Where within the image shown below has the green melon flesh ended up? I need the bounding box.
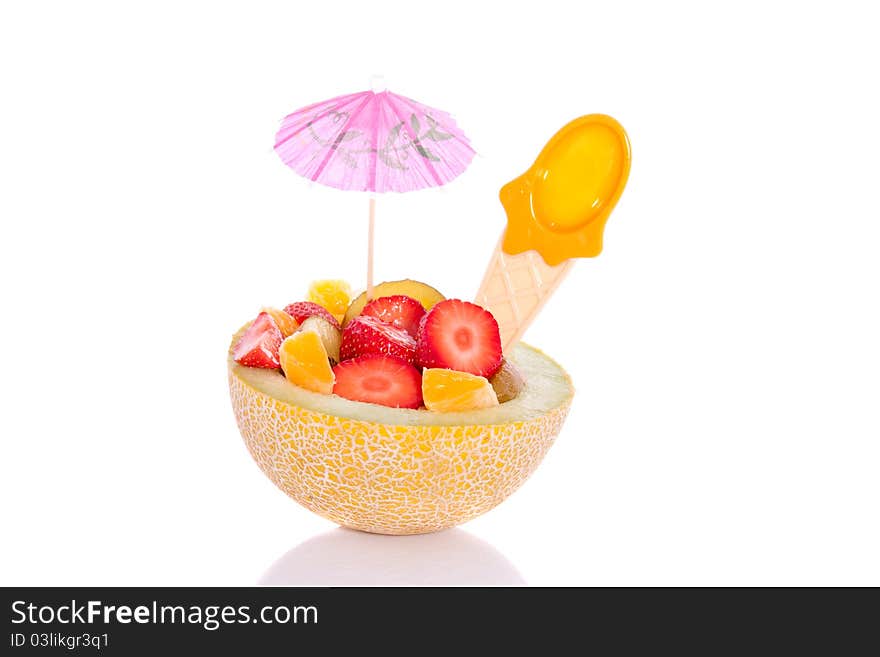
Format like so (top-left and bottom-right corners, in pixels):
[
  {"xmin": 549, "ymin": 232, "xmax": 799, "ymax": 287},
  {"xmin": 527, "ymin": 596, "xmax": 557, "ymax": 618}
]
[{"xmin": 229, "ymin": 335, "xmax": 573, "ymax": 428}]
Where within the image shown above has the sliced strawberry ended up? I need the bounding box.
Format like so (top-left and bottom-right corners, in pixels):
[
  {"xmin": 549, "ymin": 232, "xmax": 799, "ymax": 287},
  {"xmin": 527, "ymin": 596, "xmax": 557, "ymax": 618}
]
[
  {"xmin": 360, "ymin": 294, "xmax": 426, "ymax": 338},
  {"xmin": 333, "ymin": 354, "xmax": 423, "ymax": 408},
  {"xmin": 416, "ymin": 299, "xmax": 502, "ymax": 377},
  {"xmin": 233, "ymin": 312, "xmax": 283, "ymax": 369},
  {"xmin": 283, "ymin": 301, "xmax": 340, "ymax": 329},
  {"xmin": 340, "ymin": 315, "xmax": 417, "ymax": 363}
]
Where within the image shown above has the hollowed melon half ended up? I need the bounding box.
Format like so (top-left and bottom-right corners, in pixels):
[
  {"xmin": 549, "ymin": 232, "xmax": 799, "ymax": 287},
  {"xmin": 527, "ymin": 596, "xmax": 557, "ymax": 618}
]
[{"xmin": 228, "ymin": 328, "xmax": 574, "ymax": 535}]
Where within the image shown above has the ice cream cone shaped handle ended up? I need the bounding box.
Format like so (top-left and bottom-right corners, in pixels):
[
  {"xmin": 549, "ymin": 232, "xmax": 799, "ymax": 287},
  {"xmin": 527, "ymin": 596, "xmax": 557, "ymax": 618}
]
[
  {"xmin": 476, "ymin": 114, "xmax": 631, "ymax": 351},
  {"xmin": 476, "ymin": 243, "xmax": 574, "ymax": 350}
]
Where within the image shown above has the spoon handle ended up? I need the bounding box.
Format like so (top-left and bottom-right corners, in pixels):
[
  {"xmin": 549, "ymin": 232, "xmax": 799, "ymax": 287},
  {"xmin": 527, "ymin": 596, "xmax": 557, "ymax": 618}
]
[{"xmin": 475, "ymin": 235, "xmax": 574, "ymax": 352}]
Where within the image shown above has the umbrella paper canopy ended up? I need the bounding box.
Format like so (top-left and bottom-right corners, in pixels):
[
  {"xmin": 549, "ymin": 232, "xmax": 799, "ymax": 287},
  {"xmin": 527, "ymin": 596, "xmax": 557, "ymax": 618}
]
[{"xmin": 274, "ymin": 90, "xmax": 474, "ymax": 193}]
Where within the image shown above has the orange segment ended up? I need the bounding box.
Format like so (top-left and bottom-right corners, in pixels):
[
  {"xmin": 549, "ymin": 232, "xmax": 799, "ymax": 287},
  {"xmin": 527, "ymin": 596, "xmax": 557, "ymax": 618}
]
[
  {"xmin": 299, "ymin": 315, "xmax": 341, "ymax": 363},
  {"xmin": 262, "ymin": 306, "xmax": 299, "ymax": 337},
  {"xmin": 422, "ymin": 368, "xmax": 499, "ymax": 412},
  {"xmin": 307, "ymin": 280, "xmax": 352, "ymax": 324},
  {"xmin": 279, "ymin": 331, "xmax": 335, "ymax": 395}
]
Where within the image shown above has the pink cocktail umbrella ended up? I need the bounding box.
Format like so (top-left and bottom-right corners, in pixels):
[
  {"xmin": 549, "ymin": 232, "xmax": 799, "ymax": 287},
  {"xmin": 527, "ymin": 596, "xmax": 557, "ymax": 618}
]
[{"xmin": 274, "ymin": 81, "xmax": 474, "ymax": 297}]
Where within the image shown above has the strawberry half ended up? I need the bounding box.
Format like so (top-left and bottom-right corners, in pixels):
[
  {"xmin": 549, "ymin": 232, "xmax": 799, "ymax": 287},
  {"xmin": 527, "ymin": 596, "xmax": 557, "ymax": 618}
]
[
  {"xmin": 340, "ymin": 315, "xmax": 417, "ymax": 363},
  {"xmin": 360, "ymin": 294, "xmax": 426, "ymax": 338},
  {"xmin": 416, "ymin": 299, "xmax": 503, "ymax": 377},
  {"xmin": 283, "ymin": 301, "xmax": 340, "ymax": 329},
  {"xmin": 333, "ymin": 354, "xmax": 423, "ymax": 408},
  {"xmin": 233, "ymin": 311, "xmax": 283, "ymax": 369}
]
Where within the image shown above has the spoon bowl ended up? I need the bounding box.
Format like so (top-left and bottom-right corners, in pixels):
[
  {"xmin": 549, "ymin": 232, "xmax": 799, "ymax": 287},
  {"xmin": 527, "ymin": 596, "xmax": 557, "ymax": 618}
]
[{"xmin": 501, "ymin": 114, "xmax": 631, "ymax": 264}]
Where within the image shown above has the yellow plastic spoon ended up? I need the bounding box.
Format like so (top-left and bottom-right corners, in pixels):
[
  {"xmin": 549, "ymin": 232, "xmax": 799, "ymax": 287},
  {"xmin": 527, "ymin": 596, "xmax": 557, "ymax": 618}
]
[{"xmin": 475, "ymin": 114, "xmax": 631, "ymax": 350}]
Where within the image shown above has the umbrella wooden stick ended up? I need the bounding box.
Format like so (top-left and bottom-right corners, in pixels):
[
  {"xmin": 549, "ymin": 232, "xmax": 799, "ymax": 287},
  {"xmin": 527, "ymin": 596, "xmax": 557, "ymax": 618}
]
[
  {"xmin": 367, "ymin": 196, "xmax": 376, "ymax": 300},
  {"xmin": 366, "ymin": 75, "xmax": 383, "ymax": 302}
]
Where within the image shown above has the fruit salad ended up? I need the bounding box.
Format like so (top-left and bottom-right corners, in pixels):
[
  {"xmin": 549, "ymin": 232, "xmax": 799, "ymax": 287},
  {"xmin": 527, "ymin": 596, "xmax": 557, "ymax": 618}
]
[{"xmin": 232, "ymin": 279, "xmax": 524, "ymax": 412}]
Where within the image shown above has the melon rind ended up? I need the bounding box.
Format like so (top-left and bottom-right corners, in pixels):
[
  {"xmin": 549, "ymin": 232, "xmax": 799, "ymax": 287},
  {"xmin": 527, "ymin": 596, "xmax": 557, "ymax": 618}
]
[{"xmin": 228, "ymin": 329, "xmax": 574, "ymax": 535}]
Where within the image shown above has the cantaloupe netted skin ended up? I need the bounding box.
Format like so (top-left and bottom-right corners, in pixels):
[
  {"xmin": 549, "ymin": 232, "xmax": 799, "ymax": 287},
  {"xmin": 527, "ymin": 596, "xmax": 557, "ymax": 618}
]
[{"xmin": 228, "ymin": 336, "xmax": 573, "ymax": 535}]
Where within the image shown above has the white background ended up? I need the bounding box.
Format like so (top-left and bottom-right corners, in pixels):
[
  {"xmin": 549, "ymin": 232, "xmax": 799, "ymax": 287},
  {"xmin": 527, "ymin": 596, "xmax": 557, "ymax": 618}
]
[{"xmin": 1, "ymin": 1, "xmax": 878, "ymax": 586}]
